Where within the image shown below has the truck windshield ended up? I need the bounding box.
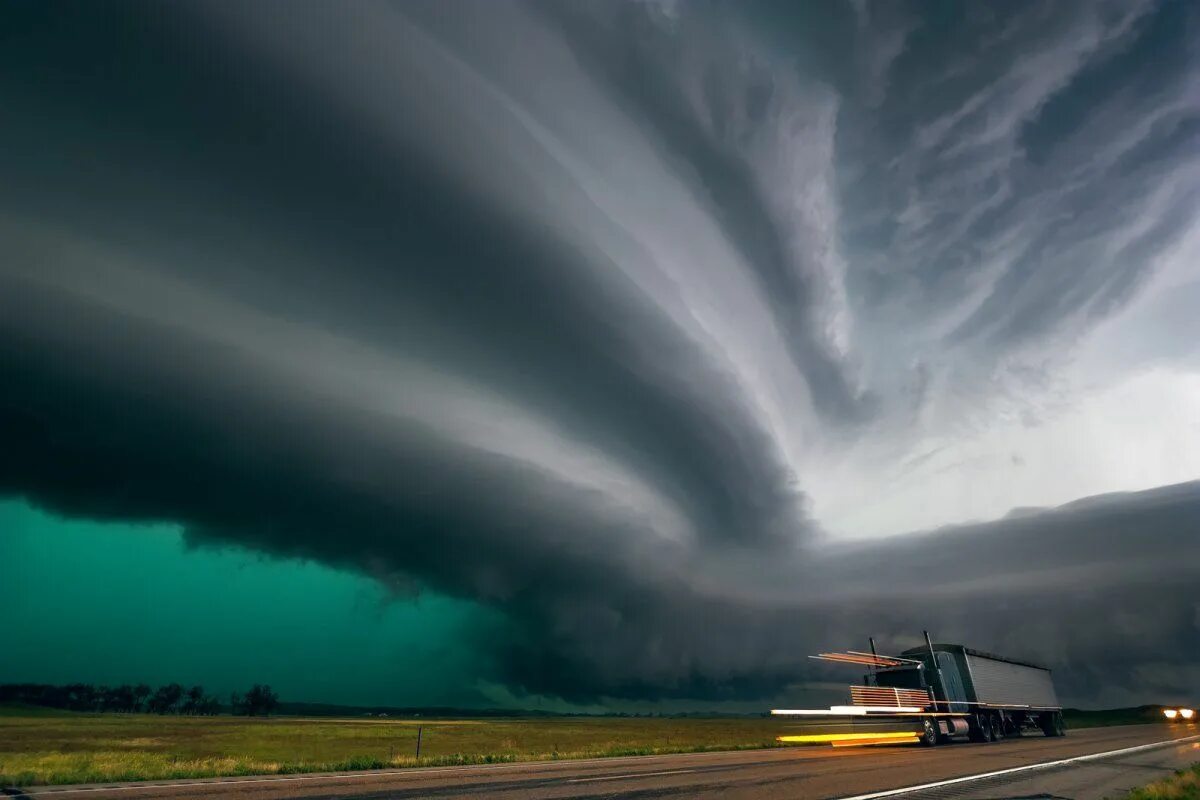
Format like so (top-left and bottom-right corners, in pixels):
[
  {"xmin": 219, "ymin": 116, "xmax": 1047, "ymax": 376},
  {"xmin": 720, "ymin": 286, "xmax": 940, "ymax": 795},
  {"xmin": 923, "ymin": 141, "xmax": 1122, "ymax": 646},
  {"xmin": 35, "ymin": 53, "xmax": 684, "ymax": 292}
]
[{"xmin": 872, "ymin": 667, "xmax": 925, "ymax": 690}]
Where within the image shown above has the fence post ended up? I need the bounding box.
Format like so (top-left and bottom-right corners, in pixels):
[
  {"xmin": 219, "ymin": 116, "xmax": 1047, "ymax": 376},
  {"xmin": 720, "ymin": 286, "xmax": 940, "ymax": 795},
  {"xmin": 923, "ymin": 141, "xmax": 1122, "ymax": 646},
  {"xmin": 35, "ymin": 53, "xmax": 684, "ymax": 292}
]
[{"xmin": 415, "ymin": 726, "xmax": 423, "ymax": 759}]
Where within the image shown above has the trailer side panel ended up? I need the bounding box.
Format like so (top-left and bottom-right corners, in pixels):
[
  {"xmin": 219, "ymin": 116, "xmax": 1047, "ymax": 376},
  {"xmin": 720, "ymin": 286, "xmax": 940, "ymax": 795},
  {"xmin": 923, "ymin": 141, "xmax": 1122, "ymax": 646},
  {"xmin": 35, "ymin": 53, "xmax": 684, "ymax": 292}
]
[{"xmin": 964, "ymin": 653, "xmax": 1058, "ymax": 707}]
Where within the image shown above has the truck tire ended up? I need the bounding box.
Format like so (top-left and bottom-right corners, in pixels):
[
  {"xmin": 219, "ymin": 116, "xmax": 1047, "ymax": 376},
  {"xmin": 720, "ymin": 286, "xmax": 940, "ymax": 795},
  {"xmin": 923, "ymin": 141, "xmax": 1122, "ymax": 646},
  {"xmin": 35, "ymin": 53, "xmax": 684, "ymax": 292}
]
[
  {"xmin": 987, "ymin": 714, "xmax": 1000, "ymax": 741},
  {"xmin": 919, "ymin": 717, "xmax": 939, "ymax": 747},
  {"xmin": 992, "ymin": 713, "xmax": 1004, "ymax": 741},
  {"xmin": 969, "ymin": 713, "xmax": 988, "ymax": 743},
  {"xmin": 1040, "ymin": 711, "xmax": 1065, "ymax": 737},
  {"xmin": 1009, "ymin": 714, "xmax": 1024, "ymax": 738},
  {"xmin": 977, "ymin": 714, "xmax": 996, "ymax": 742}
]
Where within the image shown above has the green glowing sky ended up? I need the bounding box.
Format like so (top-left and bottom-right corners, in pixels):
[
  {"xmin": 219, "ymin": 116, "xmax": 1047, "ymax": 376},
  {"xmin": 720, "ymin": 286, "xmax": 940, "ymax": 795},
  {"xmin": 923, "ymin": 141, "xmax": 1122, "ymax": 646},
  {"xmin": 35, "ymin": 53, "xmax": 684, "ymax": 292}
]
[{"xmin": 0, "ymin": 500, "xmax": 503, "ymax": 708}]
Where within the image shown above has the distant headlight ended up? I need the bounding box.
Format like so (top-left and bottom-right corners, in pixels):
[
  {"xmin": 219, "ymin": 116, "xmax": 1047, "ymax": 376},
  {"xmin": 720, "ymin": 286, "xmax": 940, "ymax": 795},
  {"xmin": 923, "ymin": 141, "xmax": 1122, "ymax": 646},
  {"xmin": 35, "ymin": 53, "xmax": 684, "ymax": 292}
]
[
  {"xmin": 1164, "ymin": 709, "xmax": 1179, "ymax": 719},
  {"xmin": 1181, "ymin": 708, "xmax": 1196, "ymax": 720}
]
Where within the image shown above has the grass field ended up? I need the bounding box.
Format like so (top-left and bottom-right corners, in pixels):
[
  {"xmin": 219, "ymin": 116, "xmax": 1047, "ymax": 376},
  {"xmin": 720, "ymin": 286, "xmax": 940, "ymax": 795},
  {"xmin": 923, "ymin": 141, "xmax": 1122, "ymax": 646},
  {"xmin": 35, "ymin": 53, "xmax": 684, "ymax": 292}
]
[
  {"xmin": 1063, "ymin": 705, "xmax": 1169, "ymax": 728},
  {"xmin": 0, "ymin": 707, "xmax": 786, "ymax": 786},
  {"xmin": 1126, "ymin": 763, "xmax": 1200, "ymax": 800},
  {"xmin": 0, "ymin": 704, "xmax": 1161, "ymax": 787}
]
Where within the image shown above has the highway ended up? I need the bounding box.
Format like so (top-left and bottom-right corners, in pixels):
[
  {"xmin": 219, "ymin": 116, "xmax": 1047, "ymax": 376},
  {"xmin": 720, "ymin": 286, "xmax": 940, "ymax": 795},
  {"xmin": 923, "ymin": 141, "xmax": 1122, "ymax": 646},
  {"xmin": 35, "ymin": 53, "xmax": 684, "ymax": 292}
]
[{"xmin": 10, "ymin": 724, "xmax": 1199, "ymax": 800}]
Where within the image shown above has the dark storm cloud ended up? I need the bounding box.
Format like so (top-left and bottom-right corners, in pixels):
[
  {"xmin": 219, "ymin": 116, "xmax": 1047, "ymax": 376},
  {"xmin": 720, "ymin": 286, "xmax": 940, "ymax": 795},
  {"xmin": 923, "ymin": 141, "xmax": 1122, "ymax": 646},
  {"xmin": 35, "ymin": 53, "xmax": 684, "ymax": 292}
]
[
  {"xmin": 835, "ymin": 0, "xmax": 1200, "ymax": 359},
  {"xmin": 2, "ymin": 0, "xmax": 1199, "ymax": 705},
  {"xmin": 535, "ymin": 1, "xmax": 875, "ymax": 422},
  {"xmin": 0, "ymin": 0, "xmax": 807, "ymax": 551}
]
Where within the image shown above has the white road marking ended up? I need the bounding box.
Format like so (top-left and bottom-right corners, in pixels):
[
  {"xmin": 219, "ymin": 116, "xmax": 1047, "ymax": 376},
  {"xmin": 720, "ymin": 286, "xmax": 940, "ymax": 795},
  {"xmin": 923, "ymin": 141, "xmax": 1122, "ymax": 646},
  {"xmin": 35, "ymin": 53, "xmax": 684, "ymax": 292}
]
[
  {"xmin": 834, "ymin": 734, "xmax": 1200, "ymax": 800},
  {"xmin": 565, "ymin": 768, "xmax": 697, "ymax": 783}
]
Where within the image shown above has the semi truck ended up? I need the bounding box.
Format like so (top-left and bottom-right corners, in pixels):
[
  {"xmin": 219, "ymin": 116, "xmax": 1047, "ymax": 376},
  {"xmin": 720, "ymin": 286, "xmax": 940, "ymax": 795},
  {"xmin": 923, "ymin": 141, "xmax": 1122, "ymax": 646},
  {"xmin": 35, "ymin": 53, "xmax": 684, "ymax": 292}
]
[{"xmin": 772, "ymin": 632, "xmax": 1066, "ymax": 747}]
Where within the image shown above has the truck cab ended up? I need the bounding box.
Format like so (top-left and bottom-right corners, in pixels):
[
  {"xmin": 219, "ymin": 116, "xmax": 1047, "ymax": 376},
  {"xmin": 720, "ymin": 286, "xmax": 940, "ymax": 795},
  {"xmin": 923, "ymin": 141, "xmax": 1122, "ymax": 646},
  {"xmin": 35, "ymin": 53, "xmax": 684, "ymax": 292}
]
[{"xmin": 872, "ymin": 650, "xmax": 970, "ymax": 712}]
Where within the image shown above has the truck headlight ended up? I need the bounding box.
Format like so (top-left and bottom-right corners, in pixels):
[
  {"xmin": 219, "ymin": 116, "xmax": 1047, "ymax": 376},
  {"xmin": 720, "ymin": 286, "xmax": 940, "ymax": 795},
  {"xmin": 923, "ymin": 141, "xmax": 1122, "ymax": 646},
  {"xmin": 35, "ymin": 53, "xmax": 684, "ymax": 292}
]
[
  {"xmin": 1181, "ymin": 708, "xmax": 1195, "ymax": 720},
  {"xmin": 1164, "ymin": 709, "xmax": 1178, "ymax": 719}
]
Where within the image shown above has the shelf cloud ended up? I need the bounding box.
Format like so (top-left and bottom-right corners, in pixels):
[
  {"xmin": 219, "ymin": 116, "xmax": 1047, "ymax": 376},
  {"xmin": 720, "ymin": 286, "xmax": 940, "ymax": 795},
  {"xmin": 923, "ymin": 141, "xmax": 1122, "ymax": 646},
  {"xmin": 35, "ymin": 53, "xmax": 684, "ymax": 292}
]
[{"xmin": 2, "ymin": 0, "xmax": 1198, "ymax": 705}]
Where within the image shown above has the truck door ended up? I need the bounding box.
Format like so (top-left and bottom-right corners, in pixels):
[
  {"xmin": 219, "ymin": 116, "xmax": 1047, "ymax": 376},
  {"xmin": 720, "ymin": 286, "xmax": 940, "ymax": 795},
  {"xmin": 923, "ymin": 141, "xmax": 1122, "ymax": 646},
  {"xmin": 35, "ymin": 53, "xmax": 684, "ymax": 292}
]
[{"xmin": 936, "ymin": 652, "xmax": 969, "ymax": 712}]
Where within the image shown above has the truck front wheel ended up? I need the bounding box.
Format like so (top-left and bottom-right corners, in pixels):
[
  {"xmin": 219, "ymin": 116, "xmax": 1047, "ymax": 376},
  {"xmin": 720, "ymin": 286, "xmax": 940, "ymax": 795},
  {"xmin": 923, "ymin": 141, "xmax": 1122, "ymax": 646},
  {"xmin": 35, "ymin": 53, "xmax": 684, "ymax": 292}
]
[{"xmin": 920, "ymin": 717, "xmax": 939, "ymax": 747}]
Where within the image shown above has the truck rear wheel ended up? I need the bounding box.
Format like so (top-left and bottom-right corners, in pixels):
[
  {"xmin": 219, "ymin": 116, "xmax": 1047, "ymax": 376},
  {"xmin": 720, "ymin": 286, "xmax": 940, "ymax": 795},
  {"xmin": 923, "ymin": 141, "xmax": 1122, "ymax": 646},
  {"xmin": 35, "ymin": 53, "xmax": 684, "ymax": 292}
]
[
  {"xmin": 974, "ymin": 714, "xmax": 997, "ymax": 742},
  {"xmin": 969, "ymin": 713, "xmax": 988, "ymax": 743},
  {"xmin": 1040, "ymin": 711, "xmax": 1065, "ymax": 737},
  {"xmin": 987, "ymin": 714, "xmax": 1000, "ymax": 741},
  {"xmin": 1009, "ymin": 714, "xmax": 1024, "ymax": 738}
]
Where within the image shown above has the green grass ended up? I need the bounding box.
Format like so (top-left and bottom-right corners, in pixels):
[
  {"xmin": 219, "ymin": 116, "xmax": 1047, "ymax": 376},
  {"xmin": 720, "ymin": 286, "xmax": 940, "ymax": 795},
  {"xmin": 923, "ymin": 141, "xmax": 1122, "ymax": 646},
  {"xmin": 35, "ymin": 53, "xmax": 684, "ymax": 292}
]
[
  {"xmin": 0, "ymin": 705, "xmax": 1166, "ymax": 787},
  {"xmin": 1126, "ymin": 763, "xmax": 1200, "ymax": 800},
  {"xmin": 1063, "ymin": 705, "xmax": 1169, "ymax": 729},
  {"xmin": 0, "ymin": 710, "xmax": 787, "ymax": 786}
]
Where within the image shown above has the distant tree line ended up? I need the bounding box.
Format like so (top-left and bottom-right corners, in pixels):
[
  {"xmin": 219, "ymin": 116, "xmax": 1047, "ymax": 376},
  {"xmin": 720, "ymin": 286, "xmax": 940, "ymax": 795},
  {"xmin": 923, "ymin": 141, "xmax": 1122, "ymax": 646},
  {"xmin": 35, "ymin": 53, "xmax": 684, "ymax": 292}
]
[
  {"xmin": 0, "ymin": 682, "xmax": 277, "ymax": 716},
  {"xmin": 229, "ymin": 684, "xmax": 279, "ymax": 716}
]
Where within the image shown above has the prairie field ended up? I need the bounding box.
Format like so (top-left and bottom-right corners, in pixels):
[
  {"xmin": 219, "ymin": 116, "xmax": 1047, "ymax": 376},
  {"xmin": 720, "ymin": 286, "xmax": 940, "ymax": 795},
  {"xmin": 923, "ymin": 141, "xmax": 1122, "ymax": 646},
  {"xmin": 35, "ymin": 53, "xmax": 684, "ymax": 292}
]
[
  {"xmin": 0, "ymin": 708, "xmax": 784, "ymax": 786},
  {"xmin": 0, "ymin": 705, "xmax": 1153, "ymax": 786}
]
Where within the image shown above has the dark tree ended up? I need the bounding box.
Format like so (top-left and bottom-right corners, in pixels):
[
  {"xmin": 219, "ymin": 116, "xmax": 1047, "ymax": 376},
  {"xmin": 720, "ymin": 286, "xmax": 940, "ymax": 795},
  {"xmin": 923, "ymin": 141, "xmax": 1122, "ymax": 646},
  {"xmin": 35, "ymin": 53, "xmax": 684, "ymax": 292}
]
[
  {"xmin": 104, "ymin": 685, "xmax": 136, "ymax": 712},
  {"xmin": 147, "ymin": 683, "xmax": 184, "ymax": 714},
  {"xmin": 132, "ymin": 684, "xmax": 152, "ymax": 713},
  {"xmin": 235, "ymin": 684, "xmax": 279, "ymax": 717},
  {"xmin": 64, "ymin": 683, "xmax": 97, "ymax": 711},
  {"xmin": 181, "ymin": 685, "xmax": 205, "ymax": 715},
  {"xmin": 199, "ymin": 695, "xmax": 222, "ymax": 715}
]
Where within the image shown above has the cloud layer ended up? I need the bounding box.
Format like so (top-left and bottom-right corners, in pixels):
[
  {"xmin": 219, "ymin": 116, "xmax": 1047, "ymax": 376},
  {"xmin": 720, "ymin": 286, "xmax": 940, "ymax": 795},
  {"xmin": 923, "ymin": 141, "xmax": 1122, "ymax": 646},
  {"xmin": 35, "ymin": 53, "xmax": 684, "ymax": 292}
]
[{"xmin": 1, "ymin": 0, "xmax": 1198, "ymax": 705}]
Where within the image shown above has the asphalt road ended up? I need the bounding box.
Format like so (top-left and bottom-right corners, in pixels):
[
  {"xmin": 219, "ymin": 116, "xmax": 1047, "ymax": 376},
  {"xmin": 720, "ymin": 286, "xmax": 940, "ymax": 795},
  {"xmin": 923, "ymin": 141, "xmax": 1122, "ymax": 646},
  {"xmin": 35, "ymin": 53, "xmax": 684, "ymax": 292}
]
[
  {"xmin": 949, "ymin": 732, "xmax": 1200, "ymax": 800},
  {"xmin": 9, "ymin": 724, "xmax": 1199, "ymax": 800}
]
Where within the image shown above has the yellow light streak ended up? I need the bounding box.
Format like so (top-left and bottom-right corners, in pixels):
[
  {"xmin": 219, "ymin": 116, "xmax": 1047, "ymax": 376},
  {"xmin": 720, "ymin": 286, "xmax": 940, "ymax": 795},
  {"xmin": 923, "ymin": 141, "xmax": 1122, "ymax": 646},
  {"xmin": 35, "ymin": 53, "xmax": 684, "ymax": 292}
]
[{"xmin": 777, "ymin": 731, "xmax": 920, "ymax": 746}]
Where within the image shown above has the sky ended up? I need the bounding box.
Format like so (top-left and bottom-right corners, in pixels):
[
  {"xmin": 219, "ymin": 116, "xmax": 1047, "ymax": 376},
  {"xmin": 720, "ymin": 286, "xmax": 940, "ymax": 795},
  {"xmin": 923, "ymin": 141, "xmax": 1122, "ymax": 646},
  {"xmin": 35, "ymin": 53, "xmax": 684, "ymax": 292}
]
[{"xmin": 1, "ymin": 0, "xmax": 1198, "ymax": 710}]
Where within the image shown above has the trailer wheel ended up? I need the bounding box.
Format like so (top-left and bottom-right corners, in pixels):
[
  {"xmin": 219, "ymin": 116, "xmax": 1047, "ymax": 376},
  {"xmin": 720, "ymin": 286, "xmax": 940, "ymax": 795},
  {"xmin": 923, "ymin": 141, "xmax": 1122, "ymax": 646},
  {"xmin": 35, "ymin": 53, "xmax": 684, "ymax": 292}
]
[
  {"xmin": 1040, "ymin": 711, "xmax": 1065, "ymax": 737},
  {"xmin": 1009, "ymin": 716, "xmax": 1023, "ymax": 738},
  {"xmin": 919, "ymin": 718, "xmax": 939, "ymax": 747}
]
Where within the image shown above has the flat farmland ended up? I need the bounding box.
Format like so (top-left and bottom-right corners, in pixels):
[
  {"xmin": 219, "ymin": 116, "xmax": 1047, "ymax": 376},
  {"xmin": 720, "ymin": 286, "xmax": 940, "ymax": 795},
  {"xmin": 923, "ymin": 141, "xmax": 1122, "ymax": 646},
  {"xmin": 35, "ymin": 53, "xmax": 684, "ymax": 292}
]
[
  {"xmin": 0, "ymin": 705, "xmax": 1158, "ymax": 786},
  {"xmin": 0, "ymin": 708, "xmax": 785, "ymax": 786}
]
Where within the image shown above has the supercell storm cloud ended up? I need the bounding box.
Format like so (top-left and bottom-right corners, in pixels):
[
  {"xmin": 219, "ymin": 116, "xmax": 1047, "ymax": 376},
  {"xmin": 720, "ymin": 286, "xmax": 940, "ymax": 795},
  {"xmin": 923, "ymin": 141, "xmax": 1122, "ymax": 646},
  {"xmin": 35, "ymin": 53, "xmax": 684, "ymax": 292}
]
[{"xmin": 2, "ymin": 0, "xmax": 1199, "ymax": 705}]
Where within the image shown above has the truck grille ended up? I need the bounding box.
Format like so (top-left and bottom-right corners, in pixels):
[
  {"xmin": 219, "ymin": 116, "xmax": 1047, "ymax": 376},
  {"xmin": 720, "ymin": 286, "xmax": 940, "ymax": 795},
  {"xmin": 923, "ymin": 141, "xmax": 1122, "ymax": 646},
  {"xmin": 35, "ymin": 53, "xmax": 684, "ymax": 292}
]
[{"xmin": 850, "ymin": 685, "xmax": 932, "ymax": 708}]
